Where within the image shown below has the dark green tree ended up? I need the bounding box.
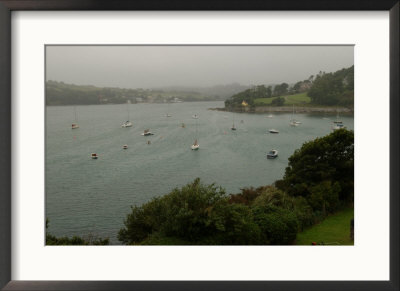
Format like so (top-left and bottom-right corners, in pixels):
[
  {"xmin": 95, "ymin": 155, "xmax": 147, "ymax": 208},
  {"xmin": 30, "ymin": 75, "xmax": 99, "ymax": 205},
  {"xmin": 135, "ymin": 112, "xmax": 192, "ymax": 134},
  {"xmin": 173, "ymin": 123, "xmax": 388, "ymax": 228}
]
[
  {"xmin": 271, "ymin": 96, "xmax": 285, "ymax": 106},
  {"xmin": 276, "ymin": 129, "xmax": 354, "ymax": 204}
]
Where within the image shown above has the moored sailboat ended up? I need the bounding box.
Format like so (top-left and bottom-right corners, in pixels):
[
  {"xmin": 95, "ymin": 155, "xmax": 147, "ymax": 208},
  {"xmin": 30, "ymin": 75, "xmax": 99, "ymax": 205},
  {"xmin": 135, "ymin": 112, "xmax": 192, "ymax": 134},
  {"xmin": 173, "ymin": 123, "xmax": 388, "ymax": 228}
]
[
  {"xmin": 290, "ymin": 105, "xmax": 300, "ymax": 126},
  {"xmin": 141, "ymin": 129, "xmax": 154, "ymax": 136},
  {"xmin": 121, "ymin": 102, "xmax": 133, "ymax": 127},
  {"xmin": 71, "ymin": 106, "xmax": 79, "ymax": 129},
  {"xmin": 191, "ymin": 118, "xmax": 199, "ymax": 150}
]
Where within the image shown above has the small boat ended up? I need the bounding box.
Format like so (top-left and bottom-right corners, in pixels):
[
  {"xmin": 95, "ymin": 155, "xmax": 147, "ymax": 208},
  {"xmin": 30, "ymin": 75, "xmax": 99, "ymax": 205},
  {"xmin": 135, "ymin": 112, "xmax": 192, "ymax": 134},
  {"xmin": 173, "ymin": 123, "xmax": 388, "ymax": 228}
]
[
  {"xmin": 71, "ymin": 106, "xmax": 79, "ymax": 129},
  {"xmin": 191, "ymin": 139, "xmax": 199, "ymax": 150},
  {"xmin": 192, "ymin": 114, "xmax": 199, "ymax": 119},
  {"xmin": 91, "ymin": 153, "xmax": 98, "ymax": 159},
  {"xmin": 122, "ymin": 145, "xmax": 128, "ymax": 149},
  {"xmin": 290, "ymin": 105, "xmax": 300, "ymax": 126},
  {"xmin": 332, "ymin": 111, "xmax": 345, "ymax": 130},
  {"xmin": 267, "ymin": 149, "xmax": 278, "ymax": 159},
  {"xmin": 147, "ymin": 140, "xmax": 151, "ymax": 145},
  {"xmin": 121, "ymin": 102, "xmax": 133, "ymax": 127},
  {"xmin": 332, "ymin": 121, "xmax": 345, "ymax": 130},
  {"xmin": 267, "ymin": 114, "xmax": 273, "ymax": 118},
  {"xmin": 269, "ymin": 129, "xmax": 279, "ymax": 134},
  {"xmin": 121, "ymin": 121, "xmax": 132, "ymax": 128},
  {"xmin": 231, "ymin": 124, "xmax": 237, "ymax": 130},
  {"xmin": 165, "ymin": 102, "xmax": 172, "ymax": 117},
  {"xmin": 141, "ymin": 129, "xmax": 154, "ymax": 136},
  {"xmin": 181, "ymin": 123, "xmax": 186, "ymax": 128},
  {"xmin": 191, "ymin": 119, "xmax": 199, "ymax": 150}
]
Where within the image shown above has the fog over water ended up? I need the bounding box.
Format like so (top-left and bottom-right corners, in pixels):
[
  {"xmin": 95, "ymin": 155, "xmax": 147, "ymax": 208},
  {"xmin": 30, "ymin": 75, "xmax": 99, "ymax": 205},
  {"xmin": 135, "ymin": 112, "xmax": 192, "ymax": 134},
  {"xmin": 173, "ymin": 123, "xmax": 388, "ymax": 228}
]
[{"xmin": 46, "ymin": 46, "xmax": 354, "ymax": 88}]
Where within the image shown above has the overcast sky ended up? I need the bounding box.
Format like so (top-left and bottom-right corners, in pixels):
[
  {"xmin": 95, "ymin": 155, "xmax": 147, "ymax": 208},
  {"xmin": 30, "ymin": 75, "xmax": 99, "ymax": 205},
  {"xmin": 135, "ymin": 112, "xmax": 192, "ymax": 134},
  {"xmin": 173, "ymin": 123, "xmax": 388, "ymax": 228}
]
[{"xmin": 46, "ymin": 46, "xmax": 353, "ymax": 88}]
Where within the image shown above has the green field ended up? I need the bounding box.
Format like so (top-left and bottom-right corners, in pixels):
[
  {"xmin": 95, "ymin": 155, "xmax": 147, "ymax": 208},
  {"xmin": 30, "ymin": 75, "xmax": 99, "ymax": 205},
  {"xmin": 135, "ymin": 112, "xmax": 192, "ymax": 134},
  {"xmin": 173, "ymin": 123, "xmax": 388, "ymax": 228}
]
[
  {"xmin": 254, "ymin": 92, "xmax": 311, "ymax": 106},
  {"xmin": 295, "ymin": 207, "xmax": 354, "ymax": 245},
  {"xmin": 284, "ymin": 92, "xmax": 311, "ymax": 105}
]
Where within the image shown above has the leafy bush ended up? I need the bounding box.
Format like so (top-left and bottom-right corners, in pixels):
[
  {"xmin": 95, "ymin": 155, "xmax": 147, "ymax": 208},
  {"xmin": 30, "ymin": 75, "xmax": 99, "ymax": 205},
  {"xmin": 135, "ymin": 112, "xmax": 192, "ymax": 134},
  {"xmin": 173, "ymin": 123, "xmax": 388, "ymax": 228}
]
[
  {"xmin": 228, "ymin": 186, "xmax": 268, "ymax": 205},
  {"xmin": 271, "ymin": 96, "xmax": 285, "ymax": 106},
  {"xmin": 252, "ymin": 205, "xmax": 298, "ymax": 245}
]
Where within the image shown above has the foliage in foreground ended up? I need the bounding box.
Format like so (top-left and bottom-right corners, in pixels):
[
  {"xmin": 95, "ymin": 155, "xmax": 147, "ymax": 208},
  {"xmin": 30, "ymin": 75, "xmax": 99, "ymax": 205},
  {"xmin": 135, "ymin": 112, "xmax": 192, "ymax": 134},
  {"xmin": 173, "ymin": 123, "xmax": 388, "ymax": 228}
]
[
  {"xmin": 119, "ymin": 129, "xmax": 354, "ymax": 245},
  {"xmin": 46, "ymin": 219, "xmax": 109, "ymax": 245},
  {"xmin": 118, "ymin": 179, "xmax": 298, "ymax": 245},
  {"xmin": 276, "ymin": 128, "xmax": 354, "ymax": 215}
]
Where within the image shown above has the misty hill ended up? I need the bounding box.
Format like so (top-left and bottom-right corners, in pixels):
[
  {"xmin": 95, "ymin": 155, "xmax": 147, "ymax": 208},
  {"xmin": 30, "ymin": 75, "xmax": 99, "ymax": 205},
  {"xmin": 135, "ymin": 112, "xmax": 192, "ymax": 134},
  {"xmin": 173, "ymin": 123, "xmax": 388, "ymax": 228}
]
[
  {"xmin": 224, "ymin": 66, "xmax": 354, "ymax": 109},
  {"xmin": 46, "ymin": 81, "xmax": 225, "ymax": 106},
  {"xmin": 153, "ymin": 83, "xmax": 251, "ymax": 100}
]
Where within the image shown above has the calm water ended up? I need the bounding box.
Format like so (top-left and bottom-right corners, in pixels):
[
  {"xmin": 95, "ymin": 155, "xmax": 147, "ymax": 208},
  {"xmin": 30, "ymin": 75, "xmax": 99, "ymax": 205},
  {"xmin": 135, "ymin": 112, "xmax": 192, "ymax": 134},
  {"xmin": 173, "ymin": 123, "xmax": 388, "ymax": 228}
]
[{"xmin": 46, "ymin": 101, "xmax": 354, "ymax": 243}]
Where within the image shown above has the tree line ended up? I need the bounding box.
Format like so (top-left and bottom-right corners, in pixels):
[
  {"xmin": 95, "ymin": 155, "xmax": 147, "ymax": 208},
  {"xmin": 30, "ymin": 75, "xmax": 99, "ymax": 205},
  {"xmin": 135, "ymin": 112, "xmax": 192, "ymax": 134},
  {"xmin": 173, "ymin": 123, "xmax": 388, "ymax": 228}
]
[
  {"xmin": 224, "ymin": 66, "xmax": 354, "ymax": 108},
  {"xmin": 45, "ymin": 80, "xmax": 219, "ymax": 106}
]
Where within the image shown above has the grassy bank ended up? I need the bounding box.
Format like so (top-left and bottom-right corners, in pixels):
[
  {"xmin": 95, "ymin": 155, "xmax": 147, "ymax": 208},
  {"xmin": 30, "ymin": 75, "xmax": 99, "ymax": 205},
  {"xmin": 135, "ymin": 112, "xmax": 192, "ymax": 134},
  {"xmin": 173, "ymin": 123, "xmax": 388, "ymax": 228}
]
[
  {"xmin": 254, "ymin": 92, "xmax": 311, "ymax": 106},
  {"xmin": 295, "ymin": 207, "xmax": 354, "ymax": 245}
]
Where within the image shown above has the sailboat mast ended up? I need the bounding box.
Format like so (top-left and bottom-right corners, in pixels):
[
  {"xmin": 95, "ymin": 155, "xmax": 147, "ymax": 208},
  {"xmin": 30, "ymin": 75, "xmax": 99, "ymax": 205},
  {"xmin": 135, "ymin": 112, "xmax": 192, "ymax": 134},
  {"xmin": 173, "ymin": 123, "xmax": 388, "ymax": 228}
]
[
  {"xmin": 74, "ymin": 106, "xmax": 77, "ymax": 122},
  {"xmin": 127, "ymin": 102, "xmax": 130, "ymax": 120},
  {"xmin": 290, "ymin": 104, "xmax": 296, "ymax": 122}
]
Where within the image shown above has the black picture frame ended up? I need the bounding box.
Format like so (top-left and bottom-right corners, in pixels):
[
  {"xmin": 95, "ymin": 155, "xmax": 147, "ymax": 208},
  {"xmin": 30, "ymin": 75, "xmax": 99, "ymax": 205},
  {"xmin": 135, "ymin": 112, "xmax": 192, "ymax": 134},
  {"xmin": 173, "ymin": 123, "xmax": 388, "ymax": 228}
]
[{"xmin": 0, "ymin": 1, "xmax": 398, "ymax": 290}]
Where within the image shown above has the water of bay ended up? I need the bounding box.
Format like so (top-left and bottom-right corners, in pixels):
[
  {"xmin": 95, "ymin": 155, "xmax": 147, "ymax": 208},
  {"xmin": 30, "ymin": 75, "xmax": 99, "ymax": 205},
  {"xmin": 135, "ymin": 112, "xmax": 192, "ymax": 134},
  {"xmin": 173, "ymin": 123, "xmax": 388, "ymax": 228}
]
[{"xmin": 46, "ymin": 101, "xmax": 354, "ymax": 244}]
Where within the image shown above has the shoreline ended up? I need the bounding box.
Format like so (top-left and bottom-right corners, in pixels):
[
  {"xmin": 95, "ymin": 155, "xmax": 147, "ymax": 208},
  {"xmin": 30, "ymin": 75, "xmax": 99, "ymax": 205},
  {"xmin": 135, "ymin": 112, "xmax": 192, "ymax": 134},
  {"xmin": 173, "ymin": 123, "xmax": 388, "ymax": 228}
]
[{"xmin": 209, "ymin": 106, "xmax": 353, "ymax": 114}]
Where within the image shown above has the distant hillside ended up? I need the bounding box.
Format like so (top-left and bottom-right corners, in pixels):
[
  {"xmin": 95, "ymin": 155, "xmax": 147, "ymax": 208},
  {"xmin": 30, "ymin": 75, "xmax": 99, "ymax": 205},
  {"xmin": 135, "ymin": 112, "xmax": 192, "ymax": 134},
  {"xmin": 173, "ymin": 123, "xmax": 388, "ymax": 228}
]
[
  {"xmin": 46, "ymin": 81, "xmax": 222, "ymax": 106},
  {"xmin": 224, "ymin": 66, "xmax": 354, "ymax": 109},
  {"xmin": 153, "ymin": 83, "xmax": 251, "ymax": 100}
]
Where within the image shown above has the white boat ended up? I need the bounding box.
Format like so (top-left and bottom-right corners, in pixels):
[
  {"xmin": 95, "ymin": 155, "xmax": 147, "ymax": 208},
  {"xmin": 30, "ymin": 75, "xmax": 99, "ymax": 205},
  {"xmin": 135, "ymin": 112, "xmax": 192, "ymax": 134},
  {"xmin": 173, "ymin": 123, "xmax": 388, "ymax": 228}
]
[
  {"xmin": 121, "ymin": 102, "xmax": 133, "ymax": 127},
  {"xmin": 141, "ymin": 129, "xmax": 154, "ymax": 136},
  {"xmin": 332, "ymin": 111, "xmax": 346, "ymax": 130},
  {"xmin": 267, "ymin": 149, "xmax": 278, "ymax": 159},
  {"xmin": 191, "ymin": 119, "xmax": 199, "ymax": 150},
  {"xmin": 290, "ymin": 105, "xmax": 300, "ymax": 126},
  {"xmin": 122, "ymin": 121, "xmax": 132, "ymax": 128},
  {"xmin": 269, "ymin": 129, "xmax": 279, "ymax": 134},
  {"xmin": 267, "ymin": 107, "xmax": 273, "ymax": 118},
  {"xmin": 191, "ymin": 139, "xmax": 200, "ymax": 150},
  {"xmin": 122, "ymin": 145, "xmax": 128, "ymax": 149},
  {"xmin": 71, "ymin": 106, "xmax": 79, "ymax": 129},
  {"xmin": 192, "ymin": 114, "xmax": 199, "ymax": 119},
  {"xmin": 166, "ymin": 102, "xmax": 172, "ymax": 117},
  {"xmin": 332, "ymin": 121, "xmax": 345, "ymax": 130},
  {"xmin": 91, "ymin": 153, "xmax": 98, "ymax": 159}
]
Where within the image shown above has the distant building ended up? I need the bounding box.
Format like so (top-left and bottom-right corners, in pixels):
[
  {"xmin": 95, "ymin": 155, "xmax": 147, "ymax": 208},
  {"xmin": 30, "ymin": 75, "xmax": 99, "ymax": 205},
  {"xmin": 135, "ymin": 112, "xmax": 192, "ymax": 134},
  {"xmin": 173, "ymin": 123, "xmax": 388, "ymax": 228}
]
[
  {"xmin": 136, "ymin": 97, "xmax": 143, "ymax": 102},
  {"xmin": 242, "ymin": 100, "xmax": 248, "ymax": 106}
]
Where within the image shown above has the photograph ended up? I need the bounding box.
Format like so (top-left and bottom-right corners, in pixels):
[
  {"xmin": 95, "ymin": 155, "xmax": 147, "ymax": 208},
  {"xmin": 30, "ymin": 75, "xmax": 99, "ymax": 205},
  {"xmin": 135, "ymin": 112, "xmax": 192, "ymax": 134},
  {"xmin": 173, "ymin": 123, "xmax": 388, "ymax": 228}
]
[{"xmin": 45, "ymin": 45, "xmax": 354, "ymax": 246}]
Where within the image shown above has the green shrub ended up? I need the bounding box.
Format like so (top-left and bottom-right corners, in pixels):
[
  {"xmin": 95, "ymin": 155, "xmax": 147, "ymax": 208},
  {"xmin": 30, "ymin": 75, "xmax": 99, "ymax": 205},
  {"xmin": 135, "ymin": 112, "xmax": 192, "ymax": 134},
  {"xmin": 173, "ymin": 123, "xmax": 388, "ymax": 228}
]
[{"xmin": 252, "ymin": 205, "xmax": 298, "ymax": 245}]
